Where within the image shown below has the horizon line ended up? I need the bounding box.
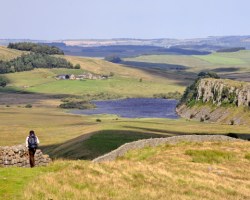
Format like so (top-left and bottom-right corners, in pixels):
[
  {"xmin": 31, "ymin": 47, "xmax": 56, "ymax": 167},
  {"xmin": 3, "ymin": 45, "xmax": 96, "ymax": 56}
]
[{"xmin": 1, "ymin": 34, "xmax": 250, "ymax": 42}]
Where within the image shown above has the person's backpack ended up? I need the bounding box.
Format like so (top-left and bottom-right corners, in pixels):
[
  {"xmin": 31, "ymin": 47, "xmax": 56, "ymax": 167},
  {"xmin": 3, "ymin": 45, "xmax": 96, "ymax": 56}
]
[{"xmin": 28, "ymin": 135, "xmax": 38, "ymax": 148}]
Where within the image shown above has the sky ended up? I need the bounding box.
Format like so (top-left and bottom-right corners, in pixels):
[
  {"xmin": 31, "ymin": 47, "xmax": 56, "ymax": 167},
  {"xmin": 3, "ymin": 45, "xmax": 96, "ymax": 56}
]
[{"xmin": 1, "ymin": 0, "xmax": 250, "ymax": 40}]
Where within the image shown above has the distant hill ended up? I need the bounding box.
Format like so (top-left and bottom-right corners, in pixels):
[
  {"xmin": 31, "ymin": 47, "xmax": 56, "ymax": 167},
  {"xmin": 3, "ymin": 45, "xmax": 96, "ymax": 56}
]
[
  {"xmin": 1, "ymin": 35, "xmax": 250, "ymax": 57},
  {"xmin": 216, "ymin": 47, "xmax": 246, "ymax": 53},
  {"xmin": 61, "ymin": 45, "xmax": 211, "ymax": 58}
]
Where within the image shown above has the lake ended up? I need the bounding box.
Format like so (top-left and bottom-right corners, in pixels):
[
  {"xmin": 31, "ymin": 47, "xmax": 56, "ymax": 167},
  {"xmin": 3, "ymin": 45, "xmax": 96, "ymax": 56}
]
[{"xmin": 70, "ymin": 98, "xmax": 179, "ymax": 119}]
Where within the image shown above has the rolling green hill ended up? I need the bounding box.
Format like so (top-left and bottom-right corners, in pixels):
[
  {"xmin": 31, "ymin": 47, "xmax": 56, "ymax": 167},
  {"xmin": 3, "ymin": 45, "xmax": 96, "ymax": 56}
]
[
  {"xmin": 124, "ymin": 51, "xmax": 250, "ymax": 82},
  {"xmin": 0, "ymin": 46, "xmax": 184, "ymax": 96}
]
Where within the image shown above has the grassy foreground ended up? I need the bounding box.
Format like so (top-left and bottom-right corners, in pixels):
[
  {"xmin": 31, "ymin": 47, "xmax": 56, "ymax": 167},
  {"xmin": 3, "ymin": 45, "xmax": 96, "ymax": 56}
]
[{"xmin": 1, "ymin": 141, "xmax": 249, "ymax": 200}]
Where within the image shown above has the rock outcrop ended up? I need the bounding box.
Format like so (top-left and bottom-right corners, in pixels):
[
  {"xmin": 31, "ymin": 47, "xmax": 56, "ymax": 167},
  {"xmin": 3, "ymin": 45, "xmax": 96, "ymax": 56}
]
[
  {"xmin": 177, "ymin": 78, "xmax": 250, "ymax": 124},
  {"xmin": 0, "ymin": 145, "xmax": 51, "ymax": 167},
  {"xmin": 196, "ymin": 78, "xmax": 250, "ymax": 107}
]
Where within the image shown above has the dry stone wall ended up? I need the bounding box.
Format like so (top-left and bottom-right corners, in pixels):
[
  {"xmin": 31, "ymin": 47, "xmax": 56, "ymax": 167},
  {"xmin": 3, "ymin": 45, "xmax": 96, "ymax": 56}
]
[
  {"xmin": 93, "ymin": 135, "xmax": 241, "ymax": 162},
  {"xmin": 0, "ymin": 145, "xmax": 51, "ymax": 167}
]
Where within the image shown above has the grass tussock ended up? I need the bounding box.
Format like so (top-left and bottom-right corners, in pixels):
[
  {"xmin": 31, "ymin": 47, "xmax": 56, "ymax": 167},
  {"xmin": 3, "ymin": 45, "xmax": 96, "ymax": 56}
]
[
  {"xmin": 185, "ymin": 149, "xmax": 235, "ymax": 163},
  {"xmin": 121, "ymin": 146, "xmax": 160, "ymax": 161},
  {"xmin": 20, "ymin": 141, "xmax": 250, "ymax": 200},
  {"xmin": 245, "ymin": 153, "xmax": 250, "ymax": 161}
]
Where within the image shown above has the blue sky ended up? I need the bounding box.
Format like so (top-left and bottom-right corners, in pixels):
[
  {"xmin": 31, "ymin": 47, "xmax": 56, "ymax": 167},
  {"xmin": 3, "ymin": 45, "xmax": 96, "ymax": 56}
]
[{"xmin": 1, "ymin": 0, "xmax": 250, "ymax": 40}]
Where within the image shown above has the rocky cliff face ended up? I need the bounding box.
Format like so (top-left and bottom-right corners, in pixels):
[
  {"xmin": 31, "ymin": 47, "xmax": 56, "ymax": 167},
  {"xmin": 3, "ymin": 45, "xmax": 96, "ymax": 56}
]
[
  {"xmin": 177, "ymin": 78, "xmax": 250, "ymax": 125},
  {"xmin": 196, "ymin": 78, "xmax": 250, "ymax": 107}
]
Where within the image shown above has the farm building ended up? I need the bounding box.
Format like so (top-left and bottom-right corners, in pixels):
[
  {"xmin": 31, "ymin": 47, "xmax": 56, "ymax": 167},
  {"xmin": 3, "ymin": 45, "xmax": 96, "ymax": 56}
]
[
  {"xmin": 55, "ymin": 73, "xmax": 109, "ymax": 80},
  {"xmin": 55, "ymin": 74, "xmax": 70, "ymax": 80}
]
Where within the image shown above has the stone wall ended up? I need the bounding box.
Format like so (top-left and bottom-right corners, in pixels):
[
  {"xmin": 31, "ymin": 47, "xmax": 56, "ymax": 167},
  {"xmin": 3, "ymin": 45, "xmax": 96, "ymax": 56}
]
[
  {"xmin": 0, "ymin": 145, "xmax": 51, "ymax": 168},
  {"xmin": 93, "ymin": 135, "xmax": 241, "ymax": 162}
]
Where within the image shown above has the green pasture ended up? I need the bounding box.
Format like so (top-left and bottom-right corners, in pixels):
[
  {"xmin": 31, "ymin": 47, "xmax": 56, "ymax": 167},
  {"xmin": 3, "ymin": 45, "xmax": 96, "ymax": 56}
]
[
  {"xmin": 0, "ymin": 167, "xmax": 48, "ymax": 199},
  {"xmin": 125, "ymin": 51, "xmax": 250, "ymax": 70},
  {"xmin": 2, "ymin": 68, "xmax": 184, "ymax": 97},
  {"xmin": 195, "ymin": 53, "xmax": 246, "ymax": 65},
  {"xmin": 124, "ymin": 51, "xmax": 250, "ymax": 82},
  {"xmin": 0, "ymin": 162, "xmax": 69, "ymax": 200},
  {"xmin": 125, "ymin": 54, "xmax": 211, "ymax": 69}
]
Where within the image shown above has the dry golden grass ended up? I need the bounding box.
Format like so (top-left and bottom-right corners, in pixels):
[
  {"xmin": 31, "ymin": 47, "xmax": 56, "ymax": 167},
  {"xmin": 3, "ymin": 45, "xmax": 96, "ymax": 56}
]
[
  {"xmin": 23, "ymin": 141, "xmax": 250, "ymax": 200},
  {"xmin": 0, "ymin": 106, "xmax": 100, "ymax": 146},
  {"xmin": 1, "ymin": 104, "xmax": 250, "ymax": 147},
  {"xmin": 0, "ymin": 46, "xmax": 25, "ymax": 61}
]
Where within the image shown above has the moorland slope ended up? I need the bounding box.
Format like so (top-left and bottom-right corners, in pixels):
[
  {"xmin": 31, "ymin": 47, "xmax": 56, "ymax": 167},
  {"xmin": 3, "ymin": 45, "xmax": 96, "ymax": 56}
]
[{"xmin": 1, "ymin": 137, "xmax": 249, "ymax": 200}]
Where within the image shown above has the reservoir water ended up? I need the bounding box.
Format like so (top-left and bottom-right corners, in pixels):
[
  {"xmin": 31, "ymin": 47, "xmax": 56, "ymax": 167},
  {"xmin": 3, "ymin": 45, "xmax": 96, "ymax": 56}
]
[{"xmin": 70, "ymin": 98, "xmax": 179, "ymax": 119}]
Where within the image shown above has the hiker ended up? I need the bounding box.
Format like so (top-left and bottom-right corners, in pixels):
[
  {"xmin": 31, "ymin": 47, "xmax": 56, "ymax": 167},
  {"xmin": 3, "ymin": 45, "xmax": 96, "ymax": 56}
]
[{"xmin": 25, "ymin": 130, "xmax": 40, "ymax": 168}]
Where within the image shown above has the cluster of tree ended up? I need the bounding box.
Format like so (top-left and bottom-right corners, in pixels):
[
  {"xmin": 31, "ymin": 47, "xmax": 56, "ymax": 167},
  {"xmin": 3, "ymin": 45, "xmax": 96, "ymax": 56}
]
[
  {"xmin": 216, "ymin": 47, "xmax": 245, "ymax": 53},
  {"xmin": 179, "ymin": 72, "xmax": 220, "ymax": 105},
  {"xmin": 197, "ymin": 71, "xmax": 220, "ymax": 79},
  {"xmin": 8, "ymin": 42, "xmax": 64, "ymax": 55},
  {"xmin": 104, "ymin": 55, "xmax": 122, "ymax": 63},
  {"xmin": 59, "ymin": 100, "xmax": 96, "ymax": 109},
  {"xmin": 0, "ymin": 76, "xmax": 8, "ymax": 87},
  {"xmin": 153, "ymin": 91, "xmax": 182, "ymax": 100},
  {"xmin": 0, "ymin": 53, "xmax": 73, "ymax": 74}
]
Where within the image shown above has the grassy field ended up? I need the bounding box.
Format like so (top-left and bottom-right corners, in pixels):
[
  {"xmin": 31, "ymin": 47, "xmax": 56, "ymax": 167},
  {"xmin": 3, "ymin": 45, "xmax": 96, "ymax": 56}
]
[
  {"xmin": 0, "ymin": 44, "xmax": 185, "ymax": 96},
  {"xmin": 2, "ymin": 68, "xmax": 183, "ymax": 97},
  {"xmin": 124, "ymin": 51, "xmax": 250, "ymax": 82},
  {"xmin": 195, "ymin": 50, "xmax": 250, "ymax": 65},
  {"xmin": 1, "ymin": 141, "xmax": 249, "ymax": 199},
  {"xmin": 125, "ymin": 50, "xmax": 250, "ymax": 69},
  {"xmin": 195, "ymin": 54, "xmax": 246, "ymax": 65}
]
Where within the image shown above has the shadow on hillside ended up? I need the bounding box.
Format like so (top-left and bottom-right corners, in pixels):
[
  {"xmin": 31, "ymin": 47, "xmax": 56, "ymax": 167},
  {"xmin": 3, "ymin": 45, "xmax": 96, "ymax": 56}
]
[
  {"xmin": 124, "ymin": 126, "xmax": 250, "ymax": 140},
  {"xmin": 0, "ymin": 90, "xmax": 56, "ymax": 106},
  {"xmin": 222, "ymin": 72, "xmax": 250, "ymax": 82},
  {"xmin": 121, "ymin": 61, "xmax": 196, "ymax": 86},
  {"xmin": 210, "ymin": 67, "xmax": 240, "ymax": 73},
  {"xmin": 40, "ymin": 130, "xmax": 167, "ymax": 161},
  {"xmin": 227, "ymin": 133, "xmax": 250, "ymax": 141},
  {"xmin": 122, "ymin": 61, "xmax": 189, "ymax": 71},
  {"xmin": 0, "ymin": 86, "xmax": 83, "ymax": 106},
  {"xmin": 123, "ymin": 125, "xmax": 191, "ymax": 135},
  {"xmin": 0, "ymin": 87, "xmax": 47, "ymax": 105},
  {"xmin": 40, "ymin": 129, "xmax": 250, "ymax": 161}
]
